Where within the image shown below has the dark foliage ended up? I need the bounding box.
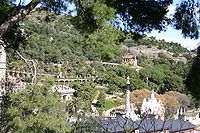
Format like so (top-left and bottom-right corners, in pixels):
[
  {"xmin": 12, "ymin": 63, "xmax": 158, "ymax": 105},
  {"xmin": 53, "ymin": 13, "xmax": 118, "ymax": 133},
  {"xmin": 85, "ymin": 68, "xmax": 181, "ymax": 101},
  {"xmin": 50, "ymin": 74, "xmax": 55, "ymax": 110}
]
[
  {"xmin": 173, "ymin": 0, "xmax": 200, "ymax": 39},
  {"xmin": 109, "ymin": 0, "xmax": 172, "ymax": 33},
  {"xmin": 186, "ymin": 46, "xmax": 200, "ymax": 99}
]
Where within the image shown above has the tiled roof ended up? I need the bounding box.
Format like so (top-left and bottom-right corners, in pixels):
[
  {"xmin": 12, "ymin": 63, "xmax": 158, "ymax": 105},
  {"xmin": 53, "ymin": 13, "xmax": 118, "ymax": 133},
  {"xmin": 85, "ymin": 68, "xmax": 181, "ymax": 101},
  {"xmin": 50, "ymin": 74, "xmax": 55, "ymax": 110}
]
[
  {"xmin": 100, "ymin": 116, "xmax": 195, "ymax": 133},
  {"xmin": 165, "ymin": 119, "xmax": 195, "ymax": 132}
]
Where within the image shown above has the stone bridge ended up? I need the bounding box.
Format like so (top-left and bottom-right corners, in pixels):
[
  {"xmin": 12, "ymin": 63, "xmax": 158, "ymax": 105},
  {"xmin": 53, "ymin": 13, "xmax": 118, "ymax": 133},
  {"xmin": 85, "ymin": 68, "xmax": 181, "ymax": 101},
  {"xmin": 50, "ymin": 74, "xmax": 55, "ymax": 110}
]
[{"xmin": 6, "ymin": 70, "xmax": 96, "ymax": 84}]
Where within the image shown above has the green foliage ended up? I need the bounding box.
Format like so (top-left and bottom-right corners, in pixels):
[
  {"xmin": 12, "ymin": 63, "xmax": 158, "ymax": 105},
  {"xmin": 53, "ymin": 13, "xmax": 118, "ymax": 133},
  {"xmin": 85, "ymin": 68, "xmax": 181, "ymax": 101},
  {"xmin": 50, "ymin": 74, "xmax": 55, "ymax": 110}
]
[
  {"xmin": 37, "ymin": 76, "xmax": 56, "ymax": 86},
  {"xmin": 137, "ymin": 54, "xmax": 147, "ymax": 66},
  {"xmin": 164, "ymin": 75, "xmax": 184, "ymax": 92},
  {"xmin": 109, "ymin": 0, "xmax": 172, "ymax": 33},
  {"xmin": 1, "ymin": 0, "xmax": 200, "ymax": 52},
  {"xmin": 71, "ymin": 82, "xmax": 97, "ymax": 110},
  {"xmin": 0, "ymin": 84, "xmax": 69, "ymax": 133},
  {"xmin": 71, "ymin": 0, "xmax": 116, "ymax": 34},
  {"xmin": 107, "ymin": 84, "xmax": 118, "ymax": 93},
  {"xmin": 83, "ymin": 25, "xmax": 124, "ymax": 62},
  {"xmin": 158, "ymin": 52, "xmax": 168, "ymax": 59},
  {"xmin": 131, "ymin": 79, "xmax": 148, "ymax": 90},
  {"xmin": 139, "ymin": 69, "xmax": 151, "ymax": 79},
  {"xmin": 96, "ymin": 100, "xmax": 120, "ymax": 112},
  {"xmin": 6, "ymin": 11, "xmax": 191, "ymax": 94},
  {"xmin": 15, "ymin": 12, "xmax": 85, "ymax": 64},
  {"xmin": 149, "ymin": 68, "xmax": 165, "ymax": 85},
  {"xmin": 172, "ymin": 61, "xmax": 192, "ymax": 78},
  {"xmin": 7, "ymin": 11, "xmax": 124, "ymax": 65},
  {"xmin": 124, "ymin": 37, "xmax": 189, "ymax": 54},
  {"xmin": 138, "ymin": 55, "xmax": 190, "ymax": 93},
  {"xmin": 173, "ymin": 0, "xmax": 200, "ymax": 39},
  {"xmin": 186, "ymin": 46, "xmax": 200, "ymax": 99},
  {"xmin": 0, "ymin": 0, "xmax": 16, "ymax": 24},
  {"xmin": 97, "ymin": 91, "xmax": 106, "ymax": 107}
]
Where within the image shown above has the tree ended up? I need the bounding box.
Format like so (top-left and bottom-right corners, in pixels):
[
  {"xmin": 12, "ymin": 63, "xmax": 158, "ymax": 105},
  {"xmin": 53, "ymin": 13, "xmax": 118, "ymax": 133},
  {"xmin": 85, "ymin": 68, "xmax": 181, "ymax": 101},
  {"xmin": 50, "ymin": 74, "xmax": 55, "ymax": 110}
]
[
  {"xmin": 170, "ymin": 2, "xmax": 200, "ymax": 98},
  {"xmin": 1, "ymin": 0, "xmax": 200, "ymax": 49},
  {"xmin": 97, "ymin": 91, "xmax": 106, "ymax": 107},
  {"xmin": 0, "ymin": 84, "xmax": 69, "ymax": 133},
  {"xmin": 164, "ymin": 75, "xmax": 184, "ymax": 92},
  {"xmin": 107, "ymin": 84, "xmax": 118, "ymax": 94},
  {"xmin": 186, "ymin": 47, "xmax": 200, "ymax": 100},
  {"xmin": 14, "ymin": 11, "xmax": 85, "ymax": 63},
  {"xmin": 130, "ymin": 89, "xmax": 151, "ymax": 109},
  {"xmin": 83, "ymin": 24, "xmax": 124, "ymax": 62},
  {"xmin": 0, "ymin": 0, "xmax": 116, "ymax": 48},
  {"xmin": 161, "ymin": 93, "xmax": 180, "ymax": 119},
  {"xmin": 149, "ymin": 68, "xmax": 165, "ymax": 85},
  {"xmin": 109, "ymin": 0, "xmax": 172, "ymax": 33},
  {"xmin": 173, "ymin": 0, "xmax": 200, "ymax": 39},
  {"xmin": 72, "ymin": 82, "xmax": 96, "ymax": 110}
]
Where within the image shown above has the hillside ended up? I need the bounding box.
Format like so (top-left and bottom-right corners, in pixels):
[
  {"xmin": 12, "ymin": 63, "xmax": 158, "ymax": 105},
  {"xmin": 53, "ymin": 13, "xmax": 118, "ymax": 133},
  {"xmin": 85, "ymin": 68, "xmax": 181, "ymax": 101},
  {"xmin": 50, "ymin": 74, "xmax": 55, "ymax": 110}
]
[
  {"xmin": 7, "ymin": 10, "xmax": 123, "ymax": 64},
  {"xmin": 6, "ymin": 11, "xmax": 195, "ymax": 112},
  {"xmin": 124, "ymin": 36, "xmax": 189, "ymax": 54}
]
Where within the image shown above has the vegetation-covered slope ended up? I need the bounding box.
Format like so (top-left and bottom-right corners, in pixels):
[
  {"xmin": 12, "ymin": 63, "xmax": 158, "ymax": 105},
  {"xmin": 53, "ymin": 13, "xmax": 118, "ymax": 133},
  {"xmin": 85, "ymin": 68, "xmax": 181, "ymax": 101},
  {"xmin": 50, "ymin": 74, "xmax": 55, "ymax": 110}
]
[
  {"xmin": 13, "ymin": 11, "xmax": 123, "ymax": 64},
  {"xmin": 6, "ymin": 11, "xmax": 195, "ymax": 113}
]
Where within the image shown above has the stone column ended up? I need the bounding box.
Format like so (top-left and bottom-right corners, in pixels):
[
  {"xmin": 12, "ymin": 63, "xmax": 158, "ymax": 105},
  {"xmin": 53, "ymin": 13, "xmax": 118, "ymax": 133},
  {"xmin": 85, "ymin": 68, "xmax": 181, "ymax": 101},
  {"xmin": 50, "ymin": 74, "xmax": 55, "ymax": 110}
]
[
  {"xmin": 125, "ymin": 76, "xmax": 131, "ymax": 118},
  {"xmin": 0, "ymin": 46, "xmax": 6, "ymax": 80}
]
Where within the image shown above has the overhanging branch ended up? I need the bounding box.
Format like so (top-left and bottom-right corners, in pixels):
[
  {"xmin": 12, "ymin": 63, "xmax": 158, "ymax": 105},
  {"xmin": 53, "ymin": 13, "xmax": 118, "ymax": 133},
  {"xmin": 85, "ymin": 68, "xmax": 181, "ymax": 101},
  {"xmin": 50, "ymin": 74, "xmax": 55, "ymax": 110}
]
[
  {"xmin": 16, "ymin": 51, "xmax": 37, "ymax": 83},
  {"xmin": 0, "ymin": 0, "xmax": 40, "ymax": 40}
]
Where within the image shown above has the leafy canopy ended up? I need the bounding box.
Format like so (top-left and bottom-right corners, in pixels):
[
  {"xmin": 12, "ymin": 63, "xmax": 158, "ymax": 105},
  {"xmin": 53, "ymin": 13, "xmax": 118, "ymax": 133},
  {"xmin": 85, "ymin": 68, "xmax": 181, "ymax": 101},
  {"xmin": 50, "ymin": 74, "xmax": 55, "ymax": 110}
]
[
  {"xmin": 1, "ymin": 0, "xmax": 200, "ymax": 49},
  {"xmin": 0, "ymin": 84, "xmax": 70, "ymax": 133}
]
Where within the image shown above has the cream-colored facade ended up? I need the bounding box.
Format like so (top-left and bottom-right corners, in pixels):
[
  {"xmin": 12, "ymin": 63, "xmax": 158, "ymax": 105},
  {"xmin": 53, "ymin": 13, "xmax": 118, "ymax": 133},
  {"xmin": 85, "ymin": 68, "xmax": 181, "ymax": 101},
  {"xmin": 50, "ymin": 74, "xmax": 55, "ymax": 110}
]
[
  {"xmin": 55, "ymin": 85, "xmax": 75, "ymax": 101},
  {"xmin": 0, "ymin": 46, "xmax": 6, "ymax": 80},
  {"xmin": 123, "ymin": 55, "xmax": 143, "ymax": 72}
]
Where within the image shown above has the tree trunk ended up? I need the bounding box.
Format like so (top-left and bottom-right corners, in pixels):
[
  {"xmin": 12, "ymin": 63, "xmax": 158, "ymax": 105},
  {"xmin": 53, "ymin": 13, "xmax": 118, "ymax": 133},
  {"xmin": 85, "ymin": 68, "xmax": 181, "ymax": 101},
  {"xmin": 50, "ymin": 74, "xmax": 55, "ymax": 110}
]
[
  {"xmin": 0, "ymin": 0, "xmax": 39, "ymax": 39},
  {"xmin": 16, "ymin": 51, "xmax": 37, "ymax": 83}
]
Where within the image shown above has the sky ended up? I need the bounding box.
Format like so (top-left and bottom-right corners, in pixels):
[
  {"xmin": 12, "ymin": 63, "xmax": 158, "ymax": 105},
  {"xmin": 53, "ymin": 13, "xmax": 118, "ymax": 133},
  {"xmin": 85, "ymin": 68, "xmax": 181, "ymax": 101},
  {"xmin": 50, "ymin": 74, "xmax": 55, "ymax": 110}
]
[
  {"xmin": 148, "ymin": 28, "xmax": 200, "ymax": 50},
  {"xmin": 147, "ymin": 3, "xmax": 200, "ymax": 50},
  {"xmin": 16, "ymin": 0, "xmax": 200, "ymax": 50}
]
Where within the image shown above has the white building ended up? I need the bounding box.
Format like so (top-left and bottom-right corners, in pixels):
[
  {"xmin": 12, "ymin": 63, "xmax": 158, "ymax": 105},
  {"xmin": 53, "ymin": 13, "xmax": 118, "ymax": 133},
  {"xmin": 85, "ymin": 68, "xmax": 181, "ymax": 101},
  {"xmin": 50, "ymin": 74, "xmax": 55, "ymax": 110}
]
[
  {"xmin": 141, "ymin": 90, "xmax": 165, "ymax": 120},
  {"xmin": 55, "ymin": 85, "xmax": 75, "ymax": 101},
  {"xmin": 184, "ymin": 110, "xmax": 200, "ymax": 125}
]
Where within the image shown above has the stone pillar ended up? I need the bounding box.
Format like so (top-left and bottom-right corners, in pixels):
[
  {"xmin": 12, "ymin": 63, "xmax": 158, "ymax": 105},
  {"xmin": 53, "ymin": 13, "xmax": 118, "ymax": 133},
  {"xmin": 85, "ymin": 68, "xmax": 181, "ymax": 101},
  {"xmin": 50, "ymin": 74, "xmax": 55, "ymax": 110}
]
[
  {"xmin": 125, "ymin": 76, "xmax": 131, "ymax": 118},
  {"xmin": 133, "ymin": 56, "xmax": 137, "ymax": 66},
  {"xmin": 0, "ymin": 46, "xmax": 6, "ymax": 97},
  {"xmin": 0, "ymin": 46, "xmax": 6, "ymax": 80}
]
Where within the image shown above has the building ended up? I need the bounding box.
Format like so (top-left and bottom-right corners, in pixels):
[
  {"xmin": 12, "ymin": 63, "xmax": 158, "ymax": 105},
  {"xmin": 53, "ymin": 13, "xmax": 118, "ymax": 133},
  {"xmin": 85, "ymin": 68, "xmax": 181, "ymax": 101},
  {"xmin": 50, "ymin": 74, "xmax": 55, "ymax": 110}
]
[
  {"xmin": 100, "ymin": 77, "xmax": 196, "ymax": 132},
  {"xmin": 100, "ymin": 116, "xmax": 196, "ymax": 133},
  {"xmin": 123, "ymin": 55, "xmax": 137, "ymax": 66},
  {"xmin": 55, "ymin": 85, "xmax": 75, "ymax": 101},
  {"xmin": 100, "ymin": 78, "xmax": 196, "ymax": 133},
  {"xmin": 184, "ymin": 110, "xmax": 200, "ymax": 125},
  {"xmin": 141, "ymin": 90, "xmax": 165, "ymax": 120},
  {"xmin": 122, "ymin": 55, "xmax": 143, "ymax": 72}
]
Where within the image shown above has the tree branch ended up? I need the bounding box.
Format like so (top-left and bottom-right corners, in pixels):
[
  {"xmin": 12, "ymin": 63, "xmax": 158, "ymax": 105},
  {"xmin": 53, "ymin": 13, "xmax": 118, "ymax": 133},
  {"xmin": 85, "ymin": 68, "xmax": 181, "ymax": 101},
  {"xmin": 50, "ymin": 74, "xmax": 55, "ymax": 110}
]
[
  {"xmin": 0, "ymin": 0, "xmax": 40, "ymax": 39},
  {"xmin": 16, "ymin": 51, "xmax": 37, "ymax": 83}
]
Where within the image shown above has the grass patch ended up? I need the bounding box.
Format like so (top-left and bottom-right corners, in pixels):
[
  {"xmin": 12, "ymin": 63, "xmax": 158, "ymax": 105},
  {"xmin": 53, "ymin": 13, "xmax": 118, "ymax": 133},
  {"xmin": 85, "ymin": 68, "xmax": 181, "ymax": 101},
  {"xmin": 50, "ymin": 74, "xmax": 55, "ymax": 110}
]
[{"xmin": 96, "ymin": 100, "xmax": 121, "ymax": 112}]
